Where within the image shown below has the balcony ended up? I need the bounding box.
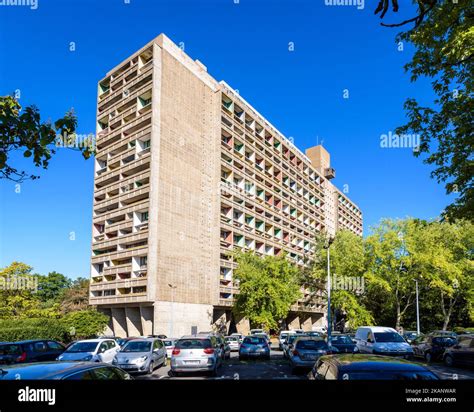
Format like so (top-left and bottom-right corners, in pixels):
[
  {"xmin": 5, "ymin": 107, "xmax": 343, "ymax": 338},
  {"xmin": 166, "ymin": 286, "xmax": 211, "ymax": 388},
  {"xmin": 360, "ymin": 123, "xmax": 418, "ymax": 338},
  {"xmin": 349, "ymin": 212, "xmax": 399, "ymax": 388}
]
[{"xmin": 324, "ymin": 167, "xmax": 336, "ymax": 180}]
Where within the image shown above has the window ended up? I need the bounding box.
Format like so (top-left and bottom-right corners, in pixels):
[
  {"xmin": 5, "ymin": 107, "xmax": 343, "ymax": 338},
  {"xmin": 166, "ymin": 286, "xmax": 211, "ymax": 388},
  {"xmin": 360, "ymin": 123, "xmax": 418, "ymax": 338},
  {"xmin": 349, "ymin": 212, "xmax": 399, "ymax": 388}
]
[
  {"xmin": 64, "ymin": 371, "xmax": 94, "ymax": 380},
  {"xmin": 141, "ymin": 212, "xmax": 149, "ymax": 221},
  {"xmin": 33, "ymin": 342, "xmax": 48, "ymax": 352},
  {"xmin": 316, "ymin": 361, "xmax": 329, "ymax": 379},
  {"xmin": 143, "ymin": 140, "xmax": 151, "ymax": 149},
  {"xmin": 91, "ymin": 367, "xmax": 122, "ymax": 380},
  {"xmin": 324, "ymin": 365, "xmax": 338, "ymax": 380},
  {"xmin": 47, "ymin": 341, "xmax": 64, "ymax": 351},
  {"xmin": 458, "ymin": 337, "xmax": 473, "ymax": 348},
  {"xmin": 99, "ymin": 342, "xmax": 109, "ymax": 353}
]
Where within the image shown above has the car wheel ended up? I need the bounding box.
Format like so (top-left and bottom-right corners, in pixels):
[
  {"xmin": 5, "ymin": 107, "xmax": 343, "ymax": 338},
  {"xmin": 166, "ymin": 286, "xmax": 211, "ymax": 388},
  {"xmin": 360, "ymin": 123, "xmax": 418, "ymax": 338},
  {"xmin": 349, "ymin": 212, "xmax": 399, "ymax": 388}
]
[
  {"xmin": 425, "ymin": 352, "xmax": 432, "ymax": 363},
  {"xmin": 148, "ymin": 361, "xmax": 155, "ymax": 375},
  {"xmin": 444, "ymin": 354, "xmax": 454, "ymax": 367}
]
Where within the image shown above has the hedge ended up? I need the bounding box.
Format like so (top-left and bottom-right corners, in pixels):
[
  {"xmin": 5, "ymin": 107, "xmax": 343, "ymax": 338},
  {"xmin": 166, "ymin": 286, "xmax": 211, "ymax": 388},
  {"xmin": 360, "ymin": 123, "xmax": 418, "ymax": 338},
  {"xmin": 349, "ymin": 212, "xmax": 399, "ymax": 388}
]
[{"xmin": 0, "ymin": 311, "xmax": 109, "ymax": 343}]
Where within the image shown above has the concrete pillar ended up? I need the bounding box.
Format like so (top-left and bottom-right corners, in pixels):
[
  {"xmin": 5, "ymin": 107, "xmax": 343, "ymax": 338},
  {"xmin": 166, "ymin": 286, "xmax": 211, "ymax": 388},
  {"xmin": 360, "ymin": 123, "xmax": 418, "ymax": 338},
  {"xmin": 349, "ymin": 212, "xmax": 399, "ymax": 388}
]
[
  {"xmin": 111, "ymin": 307, "xmax": 128, "ymax": 337},
  {"xmin": 125, "ymin": 307, "xmax": 143, "ymax": 336},
  {"xmin": 212, "ymin": 309, "xmax": 228, "ymax": 335},
  {"xmin": 287, "ymin": 313, "xmax": 300, "ymax": 330},
  {"xmin": 300, "ymin": 314, "xmax": 313, "ymax": 332},
  {"xmin": 140, "ymin": 306, "xmax": 154, "ymax": 336},
  {"xmin": 235, "ymin": 316, "xmax": 250, "ymax": 335}
]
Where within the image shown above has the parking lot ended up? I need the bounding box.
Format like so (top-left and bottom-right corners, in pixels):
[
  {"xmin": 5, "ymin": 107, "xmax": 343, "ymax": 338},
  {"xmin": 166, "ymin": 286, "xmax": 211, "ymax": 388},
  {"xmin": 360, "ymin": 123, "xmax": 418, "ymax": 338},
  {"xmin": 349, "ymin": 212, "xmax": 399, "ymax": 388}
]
[{"xmin": 136, "ymin": 344, "xmax": 474, "ymax": 381}]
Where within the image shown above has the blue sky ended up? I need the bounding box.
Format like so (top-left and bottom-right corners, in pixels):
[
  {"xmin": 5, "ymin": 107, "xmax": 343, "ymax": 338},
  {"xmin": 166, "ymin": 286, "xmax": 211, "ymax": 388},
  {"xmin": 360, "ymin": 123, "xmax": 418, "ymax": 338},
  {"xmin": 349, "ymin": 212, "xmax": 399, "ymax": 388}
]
[{"xmin": 0, "ymin": 0, "xmax": 452, "ymax": 279}]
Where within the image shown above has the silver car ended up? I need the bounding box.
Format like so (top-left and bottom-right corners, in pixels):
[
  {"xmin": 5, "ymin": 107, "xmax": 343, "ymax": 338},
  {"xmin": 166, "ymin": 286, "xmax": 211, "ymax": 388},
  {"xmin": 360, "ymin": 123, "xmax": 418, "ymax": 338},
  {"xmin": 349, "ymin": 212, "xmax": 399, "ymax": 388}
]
[
  {"xmin": 170, "ymin": 335, "xmax": 222, "ymax": 376},
  {"xmin": 225, "ymin": 336, "xmax": 240, "ymax": 351},
  {"xmin": 163, "ymin": 338, "xmax": 178, "ymax": 359},
  {"xmin": 112, "ymin": 338, "xmax": 167, "ymax": 375},
  {"xmin": 288, "ymin": 337, "xmax": 335, "ymax": 374}
]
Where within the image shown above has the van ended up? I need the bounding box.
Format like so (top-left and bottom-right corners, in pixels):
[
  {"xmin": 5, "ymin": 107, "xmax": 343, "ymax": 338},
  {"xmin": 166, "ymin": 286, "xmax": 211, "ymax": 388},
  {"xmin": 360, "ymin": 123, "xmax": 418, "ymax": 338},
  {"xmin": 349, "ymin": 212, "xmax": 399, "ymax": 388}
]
[{"xmin": 354, "ymin": 327, "xmax": 413, "ymax": 358}]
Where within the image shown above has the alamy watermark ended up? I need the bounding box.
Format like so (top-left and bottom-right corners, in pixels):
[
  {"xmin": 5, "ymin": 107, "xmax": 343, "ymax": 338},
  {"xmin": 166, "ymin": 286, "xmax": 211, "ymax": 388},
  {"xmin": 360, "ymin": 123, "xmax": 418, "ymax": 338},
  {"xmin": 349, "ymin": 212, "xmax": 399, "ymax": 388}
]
[
  {"xmin": 0, "ymin": 275, "xmax": 38, "ymax": 293},
  {"xmin": 55, "ymin": 131, "xmax": 96, "ymax": 152},
  {"xmin": 331, "ymin": 274, "xmax": 365, "ymax": 295},
  {"xmin": 324, "ymin": 0, "xmax": 364, "ymax": 10},
  {"xmin": 380, "ymin": 131, "xmax": 420, "ymax": 152},
  {"xmin": 0, "ymin": 0, "xmax": 38, "ymax": 10}
]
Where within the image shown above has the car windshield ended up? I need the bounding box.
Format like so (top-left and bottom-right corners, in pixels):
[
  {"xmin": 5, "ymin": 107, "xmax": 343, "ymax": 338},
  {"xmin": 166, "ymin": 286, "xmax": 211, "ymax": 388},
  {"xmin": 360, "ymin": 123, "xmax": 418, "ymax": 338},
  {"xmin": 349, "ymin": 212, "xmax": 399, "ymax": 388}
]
[
  {"xmin": 432, "ymin": 337, "xmax": 456, "ymax": 346},
  {"xmin": 344, "ymin": 371, "xmax": 437, "ymax": 380},
  {"xmin": 280, "ymin": 333, "xmax": 289, "ymax": 339},
  {"xmin": 0, "ymin": 344, "xmax": 21, "ymax": 355},
  {"xmin": 374, "ymin": 333, "xmax": 405, "ymax": 343},
  {"xmin": 226, "ymin": 337, "xmax": 238, "ymax": 342},
  {"xmin": 243, "ymin": 337, "xmax": 266, "ymax": 345},
  {"xmin": 175, "ymin": 339, "xmax": 212, "ymax": 349},
  {"xmin": 288, "ymin": 335, "xmax": 301, "ymax": 343},
  {"xmin": 163, "ymin": 340, "xmax": 174, "ymax": 347},
  {"xmin": 121, "ymin": 341, "xmax": 151, "ymax": 352},
  {"xmin": 331, "ymin": 336, "xmax": 353, "ymax": 345},
  {"xmin": 66, "ymin": 342, "xmax": 99, "ymax": 353},
  {"xmin": 296, "ymin": 340, "xmax": 328, "ymax": 350}
]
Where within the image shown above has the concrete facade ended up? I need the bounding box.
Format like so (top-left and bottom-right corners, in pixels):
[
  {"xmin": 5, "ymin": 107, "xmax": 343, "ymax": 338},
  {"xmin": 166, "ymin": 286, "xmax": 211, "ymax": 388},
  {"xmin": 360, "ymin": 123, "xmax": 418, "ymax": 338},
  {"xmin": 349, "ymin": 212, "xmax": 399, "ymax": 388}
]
[{"xmin": 89, "ymin": 34, "xmax": 363, "ymax": 337}]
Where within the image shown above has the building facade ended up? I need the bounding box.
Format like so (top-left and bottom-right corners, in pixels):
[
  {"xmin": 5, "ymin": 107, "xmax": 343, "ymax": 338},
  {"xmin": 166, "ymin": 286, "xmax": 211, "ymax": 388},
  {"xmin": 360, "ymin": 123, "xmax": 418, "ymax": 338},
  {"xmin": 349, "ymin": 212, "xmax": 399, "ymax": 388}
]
[{"xmin": 89, "ymin": 34, "xmax": 363, "ymax": 337}]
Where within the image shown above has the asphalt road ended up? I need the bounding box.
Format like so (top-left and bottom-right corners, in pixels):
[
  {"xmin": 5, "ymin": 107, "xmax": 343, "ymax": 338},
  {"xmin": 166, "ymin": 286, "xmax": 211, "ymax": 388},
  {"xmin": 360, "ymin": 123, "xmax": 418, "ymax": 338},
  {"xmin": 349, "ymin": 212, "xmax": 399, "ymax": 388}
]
[{"xmin": 135, "ymin": 347, "xmax": 474, "ymax": 381}]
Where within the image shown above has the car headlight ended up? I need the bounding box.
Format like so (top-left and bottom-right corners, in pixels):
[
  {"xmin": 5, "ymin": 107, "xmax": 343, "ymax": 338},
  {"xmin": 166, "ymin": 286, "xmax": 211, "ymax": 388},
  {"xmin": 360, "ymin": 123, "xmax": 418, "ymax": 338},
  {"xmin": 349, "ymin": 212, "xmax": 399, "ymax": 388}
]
[
  {"xmin": 82, "ymin": 355, "xmax": 93, "ymax": 361},
  {"xmin": 136, "ymin": 356, "xmax": 148, "ymax": 363},
  {"xmin": 57, "ymin": 355, "xmax": 64, "ymax": 361},
  {"xmin": 353, "ymin": 346, "xmax": 359, "ymax": 353}
]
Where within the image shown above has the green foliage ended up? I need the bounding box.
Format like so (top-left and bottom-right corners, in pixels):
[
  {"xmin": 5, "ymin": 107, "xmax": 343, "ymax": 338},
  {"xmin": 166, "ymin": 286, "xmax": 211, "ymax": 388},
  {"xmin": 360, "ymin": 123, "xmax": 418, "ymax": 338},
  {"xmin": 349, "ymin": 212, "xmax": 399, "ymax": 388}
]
[
  {"xmin": 0, "ymin": 95, "xmax": 94, "ymax": 182},
  {"xmin": 0, "ymin": 318, "xmax": 69, "ymax": 343},
  {"xmin": 233, "ymin": 252, "xmax": 301, "ymax": 331},
  {"xmin": 61, "ymin": 310, "xmax": 109, "ymax": 339},
  {"xmin": 35, "ymin": 271, "xmax": 71, "ymax": 303},
  {"xmin": 307, "ymin": 230, "xmax": 373, "ymax": 330},
  {"xmin": 59, "ymin": 277, "xmax": 90, "ymax": 314},
  {"xmin": 377, "ymin": 1, "xmax": 474, "ymax": 221}
]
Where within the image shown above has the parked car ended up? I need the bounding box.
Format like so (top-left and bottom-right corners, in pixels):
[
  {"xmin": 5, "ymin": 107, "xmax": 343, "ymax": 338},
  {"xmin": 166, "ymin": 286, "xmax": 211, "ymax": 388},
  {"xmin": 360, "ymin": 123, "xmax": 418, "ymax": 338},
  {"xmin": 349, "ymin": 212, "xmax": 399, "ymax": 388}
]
[
  {"xmin": 288, "ymin": 337, "xmax": 335, "ymax": 374},
  {"xmin": 0, "ymin": 340, "xmax": 65, "ymax": 365},
  {"xmin": 250, "ymin": 329, "xmax": 265, "ymax": 335},
  {"xmin": 147, "ymin": 334, "xmax": 167, "ymax": 339},
  {"xmin": 225, "ymin": 336, "xmax": 240, "ymax": 351},
  {"xmin": 57, "ymin": 339, "xmax": 119, "ymax": 363},
  {"xmin": 230, "ymin": 333, "xmax": 244, "ymax": 343},
  {"xmin": 0, "ymin": 362, "xmax": 132, "ymax": 380},
  {"xmin": 306, "ymin": 331, "xmax": 322, "ymax": 338},
  {"xmin": 116, "ymin": 337, "xmax": 140, "ymax": 348},
  {"xmin": 429, "ymin": 330, "xmax": 457, "ymax": 337},
  {"xmin": 443, "ymin": 334, "xmax": 474, "ymax": 368},
  {"xmin": 170, "ymin": 335, "xmax": 222, "ymax": 376},
  {"xmin": 112, "ymin": 338, "xmax": 166, "ymax": 375},
  {"xmin": 163, "ymin": 338, "xmax": 178, "ymax": 358},
  {"xmin": 308, "ymin": 354, "xmax": 439, "ymax": 380},
  {"xmin": 411, "ymin": 335, "xmax": 457, "ymax": 363},
  {"xmin": 283, "ymin": 333, "xmax": 307, "ymax": 358},
  {"xmin": 330, "ymin": 334, "xmax": 358, "ymax": 354},
  {"xmin": 239, "ymin": 336, "xmax": 271, "ymax": 360},
  {"xmin": 355, "ymin": 327, "xmax": 413, "ymax": 358},
  {"xmin": 253, "ymin": 333, "xmax": 271, "ymax": 345},
  {"xmin": 279, "ymin": 331, "xmax": 295, "ymax": 350},
  {"xmin": 214, "ymin": 334, "xmax": 231, "ymax": 360},
  {"xmin": 403, "ymin": 331, "xmax": 421, "ymax": 344}
]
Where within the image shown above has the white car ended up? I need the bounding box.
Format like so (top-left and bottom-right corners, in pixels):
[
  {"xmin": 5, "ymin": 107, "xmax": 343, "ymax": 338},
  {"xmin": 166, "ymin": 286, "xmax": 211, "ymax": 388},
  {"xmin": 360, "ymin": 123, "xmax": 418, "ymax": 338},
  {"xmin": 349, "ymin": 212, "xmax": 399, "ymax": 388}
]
[
  {"xmin": 58, "ymin": 339, "xmax": 119, "ymax": 364},
  {"xmin": 355, "ymin": 326, "xmax": 414, "ymax": 358},
  {"xmin": 278, "ymin": 331, "xmax": 296, "ymax": 350},
  {"xmin": 225, "ymin": 336, "xmax": 240, "ymax": 351},
  {"xmin": 162, "ymin": 338, "xmax": 177, "ymax": 358},
  {"xmin": 230, "ymin": 333, "xmax": 244, "ymax": 343},
  {"xmin": 250, "ymin": 329, "xmax": 265, "ymax": 335}
]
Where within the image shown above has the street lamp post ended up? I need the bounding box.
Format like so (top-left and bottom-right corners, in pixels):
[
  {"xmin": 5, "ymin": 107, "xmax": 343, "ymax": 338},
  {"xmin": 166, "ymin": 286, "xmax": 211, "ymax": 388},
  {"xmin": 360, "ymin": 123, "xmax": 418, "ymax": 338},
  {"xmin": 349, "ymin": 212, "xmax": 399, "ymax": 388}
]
[
  {"xmin": 168, "ymin": 283, "xmax": 177, "ymax": 338},
  {"xmin": 325, "ymin": 237, "xmax": 334, "ymax": 344},
  {"xmin": 415, "ymin": 279, "xmax": 420, "ymax": 335}
]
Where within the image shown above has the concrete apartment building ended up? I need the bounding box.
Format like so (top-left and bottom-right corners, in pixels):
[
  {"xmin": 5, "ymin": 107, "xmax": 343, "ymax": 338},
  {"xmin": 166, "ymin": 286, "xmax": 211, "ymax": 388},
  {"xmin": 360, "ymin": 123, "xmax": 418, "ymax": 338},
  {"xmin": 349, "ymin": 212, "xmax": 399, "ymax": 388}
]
[{"xmin": 89, "ymin": 34, "xmax": 363, "ymax": 338}]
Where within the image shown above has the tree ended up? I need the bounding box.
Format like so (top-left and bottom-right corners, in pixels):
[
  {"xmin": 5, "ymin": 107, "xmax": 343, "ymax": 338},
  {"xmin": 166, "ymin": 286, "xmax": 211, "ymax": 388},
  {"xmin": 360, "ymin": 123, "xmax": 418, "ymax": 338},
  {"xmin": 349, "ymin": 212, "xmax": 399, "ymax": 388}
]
[
  {"xmin": 365, "ymin": 219, "xmax": 425, "ymax": 330},
  {"xmin": 0, "ymin": 95, "xmax": 94, "ymax": 182},
  {"xmin": 35, "ymin": 271, "xmax": 71, "ymax": 303},
  {"xmin": 62, "ymin": 310, "xmax": 109, "ymax": 339},
  {"xmin": 375, "ymin": 1, "xmax": 474, "ymax": 221},
  {"xmin": 232, "ymin": 252, "xmax": 301, "ymax": 331},
  {"xmin": 416, "ymin": 220, "xmax": 474, "ymax": 330},
  {"xmin": 59, "ymin": 277, "xmax": 90, "ymax": 314},
  {"xmin": 305, "ymin": 231, "xmax": 374, "ymax": 330}
]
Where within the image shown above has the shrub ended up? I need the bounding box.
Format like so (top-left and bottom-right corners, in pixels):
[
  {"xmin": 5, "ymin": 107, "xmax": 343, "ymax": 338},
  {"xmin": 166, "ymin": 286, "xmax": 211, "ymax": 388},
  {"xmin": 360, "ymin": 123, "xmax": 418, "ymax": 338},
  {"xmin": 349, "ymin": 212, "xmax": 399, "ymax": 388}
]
[
  {"xmin": 0, "ymin": 318, "xmax": 69, "ymax": 343},
  {"xmin": 61, "ymin": 310, "xmax": 109, "ymax": 339}
]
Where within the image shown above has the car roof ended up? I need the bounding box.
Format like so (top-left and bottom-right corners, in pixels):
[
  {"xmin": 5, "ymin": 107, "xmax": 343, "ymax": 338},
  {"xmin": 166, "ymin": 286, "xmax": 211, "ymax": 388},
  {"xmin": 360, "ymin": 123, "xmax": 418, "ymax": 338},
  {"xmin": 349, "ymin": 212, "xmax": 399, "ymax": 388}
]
[
  {"xmin": 358, "ymin": 326, "xmax": 397, "ymax": 333},
  {"xmin": 179, "ymin": 335, "xmax": 211, "ymax": 340},
  {"xmin": 0, "ymin": 362, "xmax": 114, "ymax": 380},
  {"xmin": 320, "ymin": 354, "xmax": 431, "ymax": 372}
]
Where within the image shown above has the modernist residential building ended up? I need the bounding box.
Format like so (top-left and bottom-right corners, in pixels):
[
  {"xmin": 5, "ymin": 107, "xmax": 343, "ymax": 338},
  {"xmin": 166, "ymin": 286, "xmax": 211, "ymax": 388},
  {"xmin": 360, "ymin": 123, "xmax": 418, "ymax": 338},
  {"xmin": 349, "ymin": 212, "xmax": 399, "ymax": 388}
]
[{"xmin": 89, "ymin": 34, "xmax": 363, "ymax": 337}]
